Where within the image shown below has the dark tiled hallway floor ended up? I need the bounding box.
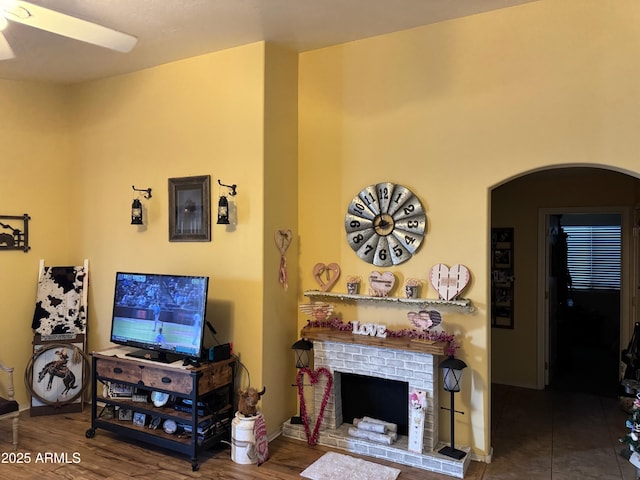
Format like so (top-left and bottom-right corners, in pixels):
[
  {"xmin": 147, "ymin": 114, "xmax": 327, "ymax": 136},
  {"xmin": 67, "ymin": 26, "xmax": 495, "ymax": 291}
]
[{"xmin": 487, "ymin": 384, "xmax": 638, "ymax": 479}]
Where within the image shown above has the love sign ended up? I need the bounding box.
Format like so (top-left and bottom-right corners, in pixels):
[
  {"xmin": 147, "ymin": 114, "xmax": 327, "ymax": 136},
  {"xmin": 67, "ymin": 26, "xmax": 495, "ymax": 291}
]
[
  {"xmin": 429, "ymin": 264, "xmax": 470, "ymax": 301},
  {"xmin": 352, "ymin": 321, "xmax": 387, "ymax": 338}
]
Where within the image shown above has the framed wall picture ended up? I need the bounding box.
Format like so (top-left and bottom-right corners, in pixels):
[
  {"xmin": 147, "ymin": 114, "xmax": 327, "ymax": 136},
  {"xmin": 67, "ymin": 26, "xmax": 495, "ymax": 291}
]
[
  {"xmin": 119, "ymin": 408, "xmax": 133, "ymax": 421},
  {"xmin": 133, "ymin": 412, "xmax": 147, "ymax": 427},
  {"xmin": 168, "ymin": 175, "xmax": 211, "ymax": 242},
  {"xmin": 30, "ymin": 336, "xmax": 88, "ymax": 416},
  {"xmin": 491, "ymin": 228, "xmax": 514, "ymax": 329}
]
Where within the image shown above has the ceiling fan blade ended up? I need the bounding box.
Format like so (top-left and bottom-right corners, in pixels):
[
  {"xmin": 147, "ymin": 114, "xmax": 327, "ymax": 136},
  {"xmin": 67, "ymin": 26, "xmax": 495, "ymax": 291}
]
[
  {"xmin": 4, "ymin": 1, "xmax": 137, "ymax": 53},
  {"xmin": 0, "ymin": 31, "xmax": 14, "ymax": 60}
]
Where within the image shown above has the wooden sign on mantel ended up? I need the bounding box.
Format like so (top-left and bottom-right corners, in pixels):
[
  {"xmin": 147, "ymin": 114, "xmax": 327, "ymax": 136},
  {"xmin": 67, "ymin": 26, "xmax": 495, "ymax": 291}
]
[{"xmin": 300, "ymin": 326, "xmax": 446, "ymax": 356}]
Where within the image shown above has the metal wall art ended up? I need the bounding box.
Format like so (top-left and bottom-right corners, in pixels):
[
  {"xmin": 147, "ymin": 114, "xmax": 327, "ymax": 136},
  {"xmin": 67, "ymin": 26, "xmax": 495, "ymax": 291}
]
[{"xmin": 0, "ymin": 214, "xmax": 30, "ymax": 252}]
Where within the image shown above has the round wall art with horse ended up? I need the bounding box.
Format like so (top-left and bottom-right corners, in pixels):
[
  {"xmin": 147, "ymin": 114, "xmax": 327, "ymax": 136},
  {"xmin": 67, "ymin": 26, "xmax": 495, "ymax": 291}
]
[{"xmin": 26, "ymin": 342, "xmax": 90, "ymax": 414}]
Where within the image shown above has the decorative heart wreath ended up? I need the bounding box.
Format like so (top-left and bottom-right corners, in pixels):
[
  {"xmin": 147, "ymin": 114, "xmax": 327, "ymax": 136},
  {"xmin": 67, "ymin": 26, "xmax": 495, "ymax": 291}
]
[{"xmin": 296, "ymin": 367, "xmax": 333, "ymax": 446}]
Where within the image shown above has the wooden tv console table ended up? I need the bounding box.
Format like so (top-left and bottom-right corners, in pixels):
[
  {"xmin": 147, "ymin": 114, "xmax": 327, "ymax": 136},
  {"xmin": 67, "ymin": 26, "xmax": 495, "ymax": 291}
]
[{"xmin": 86, "ymin": 347, "xmax": 235, "ymax": 471}]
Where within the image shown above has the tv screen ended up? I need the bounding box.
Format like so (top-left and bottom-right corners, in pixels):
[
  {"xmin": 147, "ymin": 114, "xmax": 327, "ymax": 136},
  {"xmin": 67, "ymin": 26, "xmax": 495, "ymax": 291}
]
[{"xmin": 110, "ymin": 272, "xmax": 209, "ymax": 363}]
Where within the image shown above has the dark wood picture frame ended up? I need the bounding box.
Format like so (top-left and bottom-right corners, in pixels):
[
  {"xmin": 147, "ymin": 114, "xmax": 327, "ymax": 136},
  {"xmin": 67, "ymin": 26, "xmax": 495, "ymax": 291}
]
[
  {"xmin": 168, "ymin": 175, "xmax": 211, "ymax": 242},
  {"xmin": 491, "ymin": 227, "xmax": 514, "ymax": 329}
]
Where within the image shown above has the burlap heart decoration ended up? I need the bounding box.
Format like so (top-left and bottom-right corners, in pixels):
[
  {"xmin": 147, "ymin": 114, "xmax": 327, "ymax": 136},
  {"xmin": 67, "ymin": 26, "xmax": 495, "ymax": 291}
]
[{"xmin": 274, "ymin": 229, "xmax": 292, "ymax": 255}]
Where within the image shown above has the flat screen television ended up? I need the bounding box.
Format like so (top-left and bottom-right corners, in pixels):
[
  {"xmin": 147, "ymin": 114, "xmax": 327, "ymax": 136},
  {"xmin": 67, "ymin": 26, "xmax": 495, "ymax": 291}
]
[{"xmin": 110, "ymin": 272, "xmax": 209, "ymax": 363}]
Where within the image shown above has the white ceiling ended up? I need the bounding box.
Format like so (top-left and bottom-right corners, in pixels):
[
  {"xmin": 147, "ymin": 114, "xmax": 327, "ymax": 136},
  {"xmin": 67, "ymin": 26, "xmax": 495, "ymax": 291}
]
[{"xmin": 0, "ymin": 0, "xmax": 536, "ymax": 84}]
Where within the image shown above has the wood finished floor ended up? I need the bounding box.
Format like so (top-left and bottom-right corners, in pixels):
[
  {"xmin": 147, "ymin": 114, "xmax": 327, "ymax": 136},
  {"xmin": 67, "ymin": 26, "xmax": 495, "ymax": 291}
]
[
  {"xmin": 0, "ymin": 386, "xmax": 637, "ymax": 479},
  {"xmin": 0, "ymin": 408, "xmax": 486, "ymax": 480}
]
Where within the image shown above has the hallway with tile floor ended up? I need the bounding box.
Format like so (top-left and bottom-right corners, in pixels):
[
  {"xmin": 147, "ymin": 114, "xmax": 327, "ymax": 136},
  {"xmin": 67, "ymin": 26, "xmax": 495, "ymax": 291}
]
[{"xmin": 487, "ymin": 384, "xmax": 639, "ymax": 479}]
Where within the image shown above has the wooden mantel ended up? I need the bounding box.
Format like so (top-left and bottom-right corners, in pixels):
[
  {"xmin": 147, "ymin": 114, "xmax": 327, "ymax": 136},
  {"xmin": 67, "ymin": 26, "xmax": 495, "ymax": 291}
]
[{"xmin": 300, "ymin": 326, "xmax": 447, "ymax": 356}]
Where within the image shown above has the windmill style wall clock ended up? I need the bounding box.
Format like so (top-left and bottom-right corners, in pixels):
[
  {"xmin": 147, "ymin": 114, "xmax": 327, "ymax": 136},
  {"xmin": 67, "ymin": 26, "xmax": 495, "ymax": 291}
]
[{"xmin": 345, "ymin": 182, "xmax": 426, "ymax": 266}]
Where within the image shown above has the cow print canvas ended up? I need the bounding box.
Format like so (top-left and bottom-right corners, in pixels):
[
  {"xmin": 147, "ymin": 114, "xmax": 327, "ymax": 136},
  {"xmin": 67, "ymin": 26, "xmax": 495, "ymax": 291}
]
[{"xmin": 32, "ymin": 266, "xmax": 87, "ymax": 335}]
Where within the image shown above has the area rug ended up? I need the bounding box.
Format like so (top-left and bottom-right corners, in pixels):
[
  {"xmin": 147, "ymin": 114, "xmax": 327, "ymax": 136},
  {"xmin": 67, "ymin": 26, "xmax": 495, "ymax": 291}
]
[{"xmin": 300, "ymin": 452, "xmax": 401, "ymax": 480}]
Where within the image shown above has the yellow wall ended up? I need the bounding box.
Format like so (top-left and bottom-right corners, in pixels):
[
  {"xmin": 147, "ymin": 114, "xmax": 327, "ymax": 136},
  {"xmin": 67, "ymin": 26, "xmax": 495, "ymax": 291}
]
[
  {"xmin": 5, "ymin": 0, "xmax": 640, "ymax": 461},
  {"xmin": 70, "ymin": 41, "xmax": 300, "ymax": 434},
  {"xmin": 0, "ymin": 79, "xmax": 75, "ymax": 406},
  {"xmin": 261, "ymin": 43, "xmax": 300, "ymax": 428},
  {"xmin": 0, "ymin": 42, "xmax": 298, "ymax": 435},
  {"xmin": 299, "ymin": 0, "xmax": 640, "ymax": 457},
  {"xmin": 71, "ymin": 41, "xmax": 268, "ymax": 383}
]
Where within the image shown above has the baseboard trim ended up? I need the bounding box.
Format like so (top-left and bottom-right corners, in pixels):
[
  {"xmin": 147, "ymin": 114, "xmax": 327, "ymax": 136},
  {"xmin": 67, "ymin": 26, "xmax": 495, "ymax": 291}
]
[
  {"xmin": 268, "ymin": 427, "xmax": 282, "ymax": 443},
  {"xmin": 470, "ymin": 446, "xmax": 493, "ymax": 463}
]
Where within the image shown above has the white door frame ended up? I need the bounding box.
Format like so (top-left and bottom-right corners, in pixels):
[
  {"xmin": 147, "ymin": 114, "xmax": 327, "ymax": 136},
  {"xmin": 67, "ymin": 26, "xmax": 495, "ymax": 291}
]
[{"xmin": 537, "ymin": 206, "xmax": 631, "ymax": 390}]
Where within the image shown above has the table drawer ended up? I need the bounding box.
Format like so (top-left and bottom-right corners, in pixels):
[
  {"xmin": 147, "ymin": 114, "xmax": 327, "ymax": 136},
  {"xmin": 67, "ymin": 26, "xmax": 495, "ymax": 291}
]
[
  {"xmin": 95, "ymin": 356, "xmax": 194, "ymax": 395},
  {"xmin": 198, "ymin": 361, "xmax": 233, "ymax": 395},
  {"xmin": 140, "ymin": 364, "xmax": 193, "ymax": 394},
  {"xmin": 95, "ymin": 357, "xmax": 143, "ymax": 384}
]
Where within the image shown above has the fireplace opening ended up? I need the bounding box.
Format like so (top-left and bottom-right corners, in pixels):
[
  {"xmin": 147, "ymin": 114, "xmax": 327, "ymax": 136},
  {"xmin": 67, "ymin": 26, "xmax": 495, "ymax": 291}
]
[{"xmin": 340, "ymin": 372, "xmax": 409, "ymax": 436}]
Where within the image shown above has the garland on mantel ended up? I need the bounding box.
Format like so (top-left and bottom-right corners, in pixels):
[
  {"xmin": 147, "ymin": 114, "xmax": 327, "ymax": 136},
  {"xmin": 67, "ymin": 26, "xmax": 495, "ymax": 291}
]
[{"xmin": 304, "ymin": 318, "xmax": 459, "ymax": 356}]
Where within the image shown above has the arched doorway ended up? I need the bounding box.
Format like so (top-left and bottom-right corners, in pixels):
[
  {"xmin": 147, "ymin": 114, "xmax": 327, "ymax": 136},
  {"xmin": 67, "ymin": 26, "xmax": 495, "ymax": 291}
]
[{"xmin": 491, "ymin": 166, "xmax": 638, "ymax": 395}]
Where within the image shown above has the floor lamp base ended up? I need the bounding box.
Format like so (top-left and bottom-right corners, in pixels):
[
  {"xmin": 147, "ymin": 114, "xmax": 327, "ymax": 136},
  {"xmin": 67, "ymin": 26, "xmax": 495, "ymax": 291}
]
[{"xmin": 439, "ymin": 445, "xmax": 467, "ymax": 460}]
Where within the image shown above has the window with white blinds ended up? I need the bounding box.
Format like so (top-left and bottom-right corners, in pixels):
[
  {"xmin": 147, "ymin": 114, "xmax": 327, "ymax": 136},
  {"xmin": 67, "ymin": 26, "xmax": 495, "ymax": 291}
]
[{"xmin": 564, "ymin": 225, "xmax": 621, "ymax": 290}]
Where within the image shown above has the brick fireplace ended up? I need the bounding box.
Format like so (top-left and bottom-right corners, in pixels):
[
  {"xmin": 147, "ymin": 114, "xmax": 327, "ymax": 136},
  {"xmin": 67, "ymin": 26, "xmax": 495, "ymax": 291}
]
[{"xmin": 282, "ymin": 328, "xmax": 471, "ymax": 478}]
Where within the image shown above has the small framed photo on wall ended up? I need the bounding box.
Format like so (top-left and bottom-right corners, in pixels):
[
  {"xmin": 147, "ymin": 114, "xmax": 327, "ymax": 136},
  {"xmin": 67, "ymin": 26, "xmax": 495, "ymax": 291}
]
[
  {"xmin": 168, "ymin": 175, "xmax": 211, "ymax": 242},
  {"xmin": 491, "ymin": 227, "xmax": 515, "ymax": 329}
]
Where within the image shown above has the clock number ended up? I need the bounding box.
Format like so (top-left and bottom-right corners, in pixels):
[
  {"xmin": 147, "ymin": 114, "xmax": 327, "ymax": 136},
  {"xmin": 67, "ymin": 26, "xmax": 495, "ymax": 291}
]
[
  {"xmin": 364, "ymin": 192, "xmax": 376, "ymax": 206},
  {"xmin": 350, "ymin": 220, "xmax": 361, "ymax": 229},
  {"xmin": 354, "ymin": 202, "xmax": 366, "ymax": 214},
  {"xmin": 404, "ymin": 235, "xmax": 416, "ymax": 245},
  {"xmin": 363, "ymin": 245, "xmax": 373, "ymax": 255},
  {"xmin": 378, "ymin": 249, "xmax": 387, "ymax": 261},
  {"xmin": 403, "ymin": 204, "xmax": 415, "ymax": 216},
  {"xmin": 352, "ymin": 233, "xmax": 364, "ymax": 244},
  {"xmin": 392, "ymin": 245, "xmax": 403, "ymax": 257},
  {"xmin": 378, "ymin": 187, "xmax": 389, "ymax": 200},
  {"xmin": 393, "ymin": 192, "xmax": 402, "ymax": 204},
  {"xmin": 407, "ymin": 220, "xmax": 418, "ymax": 229}
]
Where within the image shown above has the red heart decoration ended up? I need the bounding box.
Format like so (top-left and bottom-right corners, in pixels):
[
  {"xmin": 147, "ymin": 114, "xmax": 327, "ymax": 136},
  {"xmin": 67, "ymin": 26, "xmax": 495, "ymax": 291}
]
[{"xmin": 296, "ymin": 367, "xmax": 333, "ymax": 446}]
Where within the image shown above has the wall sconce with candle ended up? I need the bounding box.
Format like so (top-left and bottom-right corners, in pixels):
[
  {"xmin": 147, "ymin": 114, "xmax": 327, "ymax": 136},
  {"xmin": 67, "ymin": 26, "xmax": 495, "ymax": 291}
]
[
  {"xmin": 131, "ymin": 185, "xmax": 152, "ymax": 225},
  {"xmin": 217, "ymin": 180, "xmax": 237, "ymax": 225}
]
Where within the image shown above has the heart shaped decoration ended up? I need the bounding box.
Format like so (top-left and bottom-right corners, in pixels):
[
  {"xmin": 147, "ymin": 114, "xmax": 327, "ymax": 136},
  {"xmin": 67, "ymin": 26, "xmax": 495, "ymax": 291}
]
[
  {"xmin": 368, "ymin": 271, "xmax": 395, "ymax": 297},
  {"xmin": 274, "ymin": 229, "xmax": 292, "ymax": 256},
  {"xmin": 429, "ymin": 263, "xmax": 470, "ymax": 301},
  {"xmin": 408, "ymin": 310, "xmax": 442, "ymax": 330},
  {"xmin": 313, "ymin": 263, "xmax": 341, "ymax": 292},
  {"xmin": 296, "ymin": 367, "xmax": 333, "ymax": 446}
]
